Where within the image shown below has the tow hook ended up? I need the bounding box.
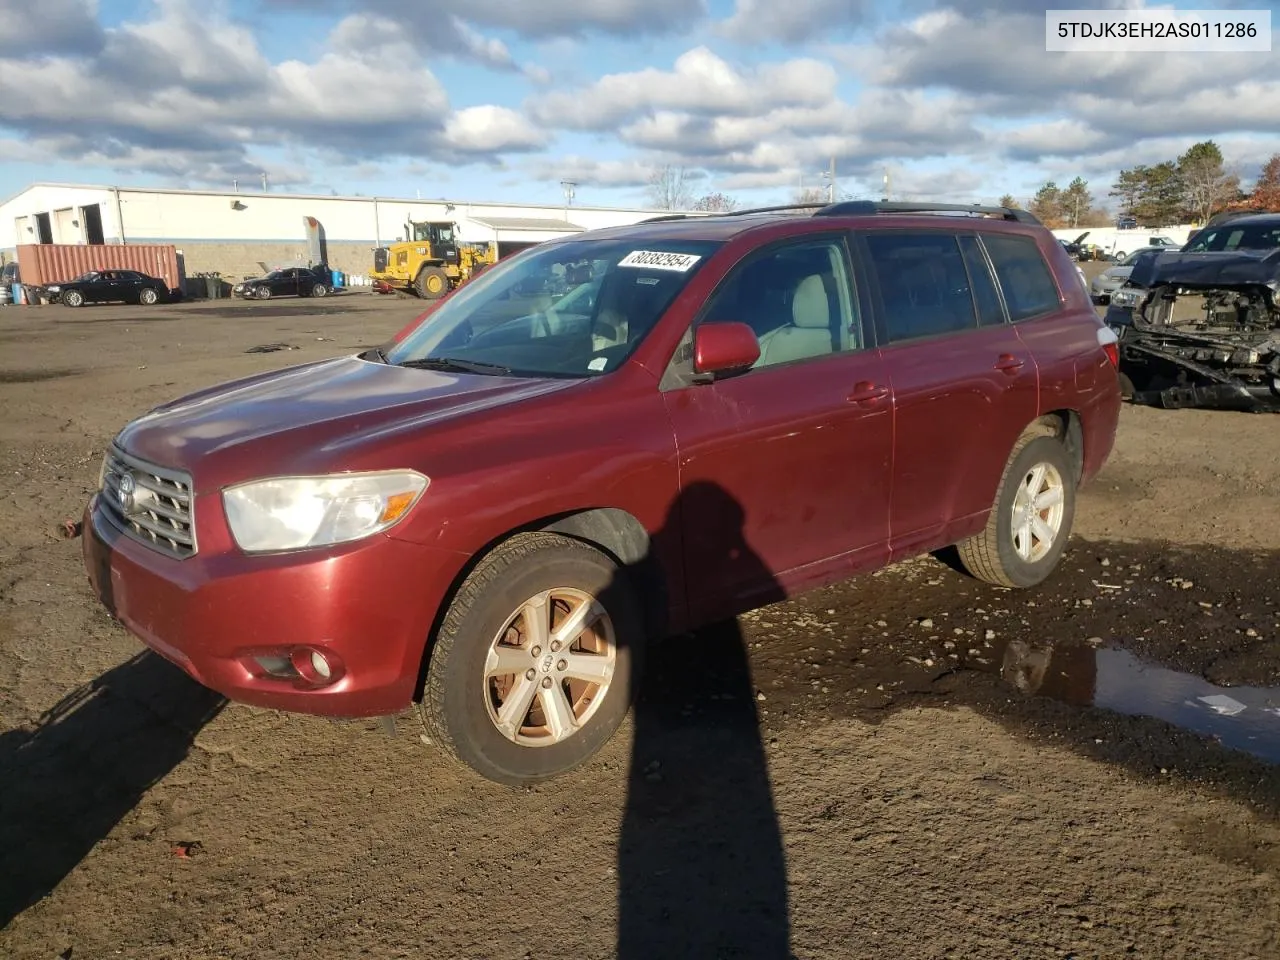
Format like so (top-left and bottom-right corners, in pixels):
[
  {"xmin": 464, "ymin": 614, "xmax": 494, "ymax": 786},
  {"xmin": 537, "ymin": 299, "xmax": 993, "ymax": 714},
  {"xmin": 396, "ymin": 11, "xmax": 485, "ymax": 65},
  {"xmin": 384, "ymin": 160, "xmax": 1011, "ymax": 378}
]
[{"xmin": 59, "ymin": 519, "xmax": 83, "ymax": 539}]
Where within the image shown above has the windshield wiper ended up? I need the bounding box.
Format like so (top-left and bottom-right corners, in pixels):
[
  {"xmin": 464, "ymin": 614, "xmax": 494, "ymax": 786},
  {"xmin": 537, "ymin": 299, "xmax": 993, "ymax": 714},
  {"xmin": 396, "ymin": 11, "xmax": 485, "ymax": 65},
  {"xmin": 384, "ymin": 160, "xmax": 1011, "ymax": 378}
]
[
  {"xmin": 396, "ymin": 356, "xmax": 513, "ymax": 376},
  {"xmin": 362, "ymin": 345, "xmax": 389, "ymax": 364}
]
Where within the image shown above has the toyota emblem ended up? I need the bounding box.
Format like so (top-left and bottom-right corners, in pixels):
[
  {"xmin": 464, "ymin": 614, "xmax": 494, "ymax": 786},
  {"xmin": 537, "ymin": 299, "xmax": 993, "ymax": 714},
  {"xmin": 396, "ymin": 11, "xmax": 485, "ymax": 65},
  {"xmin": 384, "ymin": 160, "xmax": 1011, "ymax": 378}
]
[{"xmin": 116, "ymin": 472, "xmax": 136, "ymax": 514}]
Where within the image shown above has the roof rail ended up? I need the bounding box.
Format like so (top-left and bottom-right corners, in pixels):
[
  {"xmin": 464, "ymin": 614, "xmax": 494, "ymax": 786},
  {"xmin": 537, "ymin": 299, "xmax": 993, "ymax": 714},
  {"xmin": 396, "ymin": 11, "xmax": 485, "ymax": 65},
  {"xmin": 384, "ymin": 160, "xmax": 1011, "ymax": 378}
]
[
  {"xmin": 814, "ymin": 200, "xmax": 1041, "ymax": 225},
  {"xmin": 637, "ymin": 214, "xmax": 691, "ymax": 223},
  {"xmin": 722, "ymin": 202, "xmax": 828, "ymax": 217}
]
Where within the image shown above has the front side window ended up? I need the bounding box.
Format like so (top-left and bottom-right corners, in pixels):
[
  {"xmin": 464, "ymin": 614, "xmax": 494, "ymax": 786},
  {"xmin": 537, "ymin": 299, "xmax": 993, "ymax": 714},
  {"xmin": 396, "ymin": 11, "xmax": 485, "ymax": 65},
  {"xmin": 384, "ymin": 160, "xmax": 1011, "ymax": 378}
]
[
  {"xmin": 697, "ymin": 235, "xmax": 860, "ymax": 370},
  {"xmin": 386, "ymin": 238, "xmax": 721, "ymax": 378},
  {"xmin": 982, "ymin": 234, "xmax": 1061, "ymax": 322},
  {"xmin": 863, "ymin": 232, "xmax": 979, "ymax": 343}
]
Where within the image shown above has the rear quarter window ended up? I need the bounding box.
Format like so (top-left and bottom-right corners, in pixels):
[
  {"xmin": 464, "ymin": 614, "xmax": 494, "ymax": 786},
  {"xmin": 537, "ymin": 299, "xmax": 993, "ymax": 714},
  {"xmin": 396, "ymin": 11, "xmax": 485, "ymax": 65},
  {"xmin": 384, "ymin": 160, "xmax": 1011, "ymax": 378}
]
[
  {"xmin": 982, "ymin": 234, "xmax": 1061, "ymax": 322},
  {"xmin": 862, "ymin": 232, "xmax": 978, "ymax": 343}
]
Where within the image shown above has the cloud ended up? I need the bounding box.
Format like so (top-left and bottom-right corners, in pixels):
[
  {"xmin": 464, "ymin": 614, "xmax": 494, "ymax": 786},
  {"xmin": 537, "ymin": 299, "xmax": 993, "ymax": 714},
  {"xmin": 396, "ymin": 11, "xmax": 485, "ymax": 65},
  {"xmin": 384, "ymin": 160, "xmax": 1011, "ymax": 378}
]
[
  {"xmin": 717, "ymin": 0, "xmax": 874, "ymax": 44},
  {"xmin": 0, "ymin": 0, "xmax": 104, "ymax": 57},
  {"xmin": 528, "ymin": 47, "xmax": 839, "ymax": 130},
  {"xmin": 0, "ymin": 0, "xmax": 549, "ymax": 185},
  {"xmin": 264, "ymin": 0, "xmax": 707, "ymax": 46}
]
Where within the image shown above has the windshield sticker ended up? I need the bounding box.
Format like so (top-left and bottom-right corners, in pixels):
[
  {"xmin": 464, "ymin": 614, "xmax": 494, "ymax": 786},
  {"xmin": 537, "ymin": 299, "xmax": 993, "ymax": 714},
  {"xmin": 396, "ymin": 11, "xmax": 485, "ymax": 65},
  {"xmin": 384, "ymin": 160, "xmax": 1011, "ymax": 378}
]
[
  {"xmin": 588, "ymin": 357, "xmax": 608, "ymax": 371},
  {"xmin": 617, "ymin": 250, "xmax": 702, "ymax": 272}
]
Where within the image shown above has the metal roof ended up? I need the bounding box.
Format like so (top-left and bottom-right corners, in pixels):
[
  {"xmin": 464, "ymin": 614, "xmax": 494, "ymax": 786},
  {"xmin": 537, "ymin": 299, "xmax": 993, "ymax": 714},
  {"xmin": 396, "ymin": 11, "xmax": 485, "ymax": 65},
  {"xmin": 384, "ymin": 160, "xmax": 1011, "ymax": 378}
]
[{"xmin": 466, "ymin": 216, "xmax": 585, "ymax": 232}]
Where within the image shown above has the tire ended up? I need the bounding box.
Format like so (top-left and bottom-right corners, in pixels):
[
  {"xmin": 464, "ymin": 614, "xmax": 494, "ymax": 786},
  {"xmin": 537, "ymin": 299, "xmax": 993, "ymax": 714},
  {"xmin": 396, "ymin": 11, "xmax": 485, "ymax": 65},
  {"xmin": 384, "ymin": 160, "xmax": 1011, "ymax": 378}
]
[
  {"xmin": 138, "ymin": 287, "xmax": 159, "ymax": 305},
  {"xmin": 255, "ymin": 286, "xmax": 271, "ymax": 300},
  {"xmin": 415, "ymin": 266, "xmax": 449, "ymax": 300},
  {"xmin": 310, "ymin": 283, "xmax": 329, "ymax": 298},
  {"xmin": 956, "ymin": 432, "xmax": 1076, "ymax": 589},
  {"xmin": 1114, "ymin": 251, "xmax": 1126, "ymax": 261},
  {"xmin": 419, "ymin": 531, "xmax": 644, "ymax": 785},
  {"xmin": 62, "ymin": 289, "xmax": 84, "ymax": 307},
  {"xmin": 1118, "ymin": 372, "xmax": 1136, "ymax": 399}
]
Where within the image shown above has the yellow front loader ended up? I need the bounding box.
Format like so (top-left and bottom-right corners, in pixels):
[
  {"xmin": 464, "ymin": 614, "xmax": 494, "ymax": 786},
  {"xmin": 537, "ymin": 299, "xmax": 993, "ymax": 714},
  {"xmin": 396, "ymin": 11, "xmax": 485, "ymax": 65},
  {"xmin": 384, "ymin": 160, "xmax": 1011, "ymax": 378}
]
[{"xmin": 370, "ymin": 220, "xmax": 496, "ymax": 299}]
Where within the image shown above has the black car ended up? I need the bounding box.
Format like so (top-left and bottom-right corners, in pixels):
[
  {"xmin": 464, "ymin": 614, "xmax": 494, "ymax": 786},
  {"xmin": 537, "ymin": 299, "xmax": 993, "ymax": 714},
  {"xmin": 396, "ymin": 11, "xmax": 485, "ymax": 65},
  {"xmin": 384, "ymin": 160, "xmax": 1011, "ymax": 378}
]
[
  {"xmin": 1103, "ymin": 212, "xmax": 1280, "ymax": 411},
  {"xmin": 46, "ymin": 269, "xmax": 169, "ymax": 307},
  {"xmin": 234, "ymin": 266, "xmax": 332, "ymax": 300}
]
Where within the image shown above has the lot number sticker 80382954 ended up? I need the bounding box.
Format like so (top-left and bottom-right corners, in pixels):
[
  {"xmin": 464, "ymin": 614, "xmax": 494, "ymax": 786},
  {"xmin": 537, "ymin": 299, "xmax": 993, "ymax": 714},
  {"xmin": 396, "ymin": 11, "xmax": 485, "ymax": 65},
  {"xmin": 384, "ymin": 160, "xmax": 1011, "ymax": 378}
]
[{"xmin": 617, "ymin": 250, "xmax": 702, "ymax": 271}]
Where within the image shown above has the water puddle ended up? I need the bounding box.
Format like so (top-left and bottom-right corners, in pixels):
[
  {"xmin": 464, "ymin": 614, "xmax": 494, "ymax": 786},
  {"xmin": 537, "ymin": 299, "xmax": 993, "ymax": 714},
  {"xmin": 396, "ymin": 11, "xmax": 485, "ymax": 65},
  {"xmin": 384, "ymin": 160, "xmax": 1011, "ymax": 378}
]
[{"xmin": 993, "ymin": 639, "xmax": 1280, "ymax": 765}]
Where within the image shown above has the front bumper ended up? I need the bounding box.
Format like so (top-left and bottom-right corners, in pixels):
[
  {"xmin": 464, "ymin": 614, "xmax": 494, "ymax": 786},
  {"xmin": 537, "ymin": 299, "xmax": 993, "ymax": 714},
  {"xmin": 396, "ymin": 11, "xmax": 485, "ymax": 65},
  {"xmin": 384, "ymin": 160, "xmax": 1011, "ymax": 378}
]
[{"xmin": 81, "ymin": 495, "xmax": 466, "ymax": 717}]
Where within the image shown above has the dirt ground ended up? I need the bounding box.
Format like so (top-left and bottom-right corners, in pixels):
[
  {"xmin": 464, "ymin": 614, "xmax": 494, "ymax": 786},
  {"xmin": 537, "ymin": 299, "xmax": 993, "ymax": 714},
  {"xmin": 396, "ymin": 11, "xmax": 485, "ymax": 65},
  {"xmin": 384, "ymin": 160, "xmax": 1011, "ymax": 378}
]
[{"xmin": 2, "ymin": 274, "xmax": 1280, "ymax": 959}]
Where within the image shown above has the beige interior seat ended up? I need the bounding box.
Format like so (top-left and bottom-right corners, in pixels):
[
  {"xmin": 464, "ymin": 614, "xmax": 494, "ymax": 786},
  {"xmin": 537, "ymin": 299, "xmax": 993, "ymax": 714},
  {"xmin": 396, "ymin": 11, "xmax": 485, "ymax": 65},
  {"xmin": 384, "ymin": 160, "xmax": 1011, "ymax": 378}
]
[{"xmin": 755, "ymin": 273, "xmax": 836, "ymax": 366}]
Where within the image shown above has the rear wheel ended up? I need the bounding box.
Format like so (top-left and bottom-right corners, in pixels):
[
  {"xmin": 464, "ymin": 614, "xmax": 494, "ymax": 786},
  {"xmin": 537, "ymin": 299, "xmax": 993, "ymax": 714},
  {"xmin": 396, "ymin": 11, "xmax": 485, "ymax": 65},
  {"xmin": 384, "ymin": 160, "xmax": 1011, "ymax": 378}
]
[
  {"xmin": 310, "ymin": 283, "xmax": 329, "ymax": 298},
  {"xmin": 419, "ymin": 532, "xmax": 643, "ymax": 785},
  {"xmin": 62, "ymin": 289, "xmax": 84, "ymax": 307},
  {"xmin": 956, "ymin": 432, "xmax": 1076, "ymax": 588},
  {"xmin": 415, "ymin": 266, "xmax": 449, "ymax": 300},
  {"xmin": 138, "ymin": 287, "xmax": 159, "ymax": 305}
]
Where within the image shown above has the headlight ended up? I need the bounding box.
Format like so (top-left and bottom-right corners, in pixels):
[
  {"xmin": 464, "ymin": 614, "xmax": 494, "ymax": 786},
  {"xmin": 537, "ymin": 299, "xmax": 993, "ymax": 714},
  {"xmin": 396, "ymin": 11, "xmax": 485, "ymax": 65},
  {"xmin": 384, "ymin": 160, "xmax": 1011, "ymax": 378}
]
[
  {"xmin": 47, "ymin": 285, "xmax": 61, "ymax": 293},
  {"xmin": 222, "ymin": 470, "xmax": 429, "ymax": 552},
  {"xmin": 1111, "ymin": 287, "xmax": 1141, "ymax": 308}
]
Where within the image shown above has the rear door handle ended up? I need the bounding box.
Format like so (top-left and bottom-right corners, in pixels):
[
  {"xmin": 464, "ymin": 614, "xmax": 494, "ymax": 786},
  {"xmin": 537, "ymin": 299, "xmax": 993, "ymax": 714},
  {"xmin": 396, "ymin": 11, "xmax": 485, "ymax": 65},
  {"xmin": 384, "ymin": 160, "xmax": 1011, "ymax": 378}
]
[
  {"xmin": 848, "ymin": 381, "xmax": 889, "ymax": 405},
  {"xmin": 995, "ymin": 354, "xmax": 1025, "ymax": 374}
]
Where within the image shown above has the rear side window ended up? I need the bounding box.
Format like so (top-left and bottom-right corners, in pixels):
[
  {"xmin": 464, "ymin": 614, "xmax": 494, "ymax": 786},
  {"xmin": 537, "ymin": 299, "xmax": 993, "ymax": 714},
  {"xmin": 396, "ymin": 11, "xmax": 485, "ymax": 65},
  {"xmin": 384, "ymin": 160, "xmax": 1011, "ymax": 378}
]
[
  {"xmin": 863, "ymin": 232, "xmax": 977, "ymax": 343},
  {"xmin": 958, "ymin": 236, "xmax": 1005, "ymax": 327},
  {"xmin": 982, "ymin": 235, "xmax": 1061, "ymax": 321}
]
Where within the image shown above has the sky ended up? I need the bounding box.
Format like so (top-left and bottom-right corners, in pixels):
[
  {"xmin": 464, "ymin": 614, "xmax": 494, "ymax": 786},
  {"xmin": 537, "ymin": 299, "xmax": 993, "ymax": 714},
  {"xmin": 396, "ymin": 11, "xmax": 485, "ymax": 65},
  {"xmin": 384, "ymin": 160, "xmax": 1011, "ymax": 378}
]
[{"xmin": 0, "ymin": 0, "xmax": 1277, "ymax": 210}]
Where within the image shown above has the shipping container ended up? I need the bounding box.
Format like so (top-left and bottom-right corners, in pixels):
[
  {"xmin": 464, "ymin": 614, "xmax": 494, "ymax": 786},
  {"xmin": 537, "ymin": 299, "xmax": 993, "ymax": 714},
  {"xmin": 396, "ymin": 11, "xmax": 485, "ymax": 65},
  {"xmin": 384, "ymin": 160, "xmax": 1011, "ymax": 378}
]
[{"xmin": 15, "ymin": 243, "xmax": 181, "ymax": 291}]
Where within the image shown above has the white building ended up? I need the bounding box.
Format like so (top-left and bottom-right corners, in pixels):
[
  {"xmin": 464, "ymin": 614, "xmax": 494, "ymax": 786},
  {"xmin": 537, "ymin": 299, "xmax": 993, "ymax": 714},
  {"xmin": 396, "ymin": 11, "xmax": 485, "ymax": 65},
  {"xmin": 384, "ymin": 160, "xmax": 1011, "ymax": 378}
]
[{"xmin": 0, "ymin": 182, "xmax": 698, "ymax": 279}]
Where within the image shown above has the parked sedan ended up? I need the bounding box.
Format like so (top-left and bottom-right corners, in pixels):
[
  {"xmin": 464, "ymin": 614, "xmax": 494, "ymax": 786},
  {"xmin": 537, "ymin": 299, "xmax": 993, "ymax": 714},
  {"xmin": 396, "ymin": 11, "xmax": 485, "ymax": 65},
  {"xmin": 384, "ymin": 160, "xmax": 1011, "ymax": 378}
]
[
  {"xmin": 234, "ymin": 266, "xmax": 332, "ymax": 300},
  {"xmin": 46, "ymin": 270, "xmax": 169, "ymax": 307},
  {"xmin": 1089, "ymin": 247, "xmax": 1170, "ymax": 304}
]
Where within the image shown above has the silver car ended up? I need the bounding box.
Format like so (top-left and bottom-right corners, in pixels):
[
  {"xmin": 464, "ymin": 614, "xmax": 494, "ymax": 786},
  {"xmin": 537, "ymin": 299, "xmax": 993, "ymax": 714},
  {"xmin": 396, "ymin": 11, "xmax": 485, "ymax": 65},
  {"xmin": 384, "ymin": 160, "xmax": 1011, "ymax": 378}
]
[{"xmin": 1090, "ymin": 246, "xmax": 1172, "ymax": 304}]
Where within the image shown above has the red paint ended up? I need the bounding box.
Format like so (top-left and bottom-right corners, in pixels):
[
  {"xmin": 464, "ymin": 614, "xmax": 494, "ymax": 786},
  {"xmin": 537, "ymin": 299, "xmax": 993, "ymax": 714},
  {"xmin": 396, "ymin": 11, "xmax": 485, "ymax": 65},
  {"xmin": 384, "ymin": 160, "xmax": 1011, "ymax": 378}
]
[
  {"xmin": 82, "ymin": 210, "xmax": 1121, "ymax": 718},
  {"xmin": 693, "ymin": 322, "xmax": 760, "ymax": 374}
]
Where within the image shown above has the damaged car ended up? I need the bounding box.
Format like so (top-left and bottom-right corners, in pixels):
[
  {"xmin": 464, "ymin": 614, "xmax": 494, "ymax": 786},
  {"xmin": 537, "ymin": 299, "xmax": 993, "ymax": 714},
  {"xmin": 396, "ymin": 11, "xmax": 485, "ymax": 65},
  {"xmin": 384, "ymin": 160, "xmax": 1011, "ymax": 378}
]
[{"xmin": 1104, "ymin": 212, "xmax": 1280, "ymax": 410}]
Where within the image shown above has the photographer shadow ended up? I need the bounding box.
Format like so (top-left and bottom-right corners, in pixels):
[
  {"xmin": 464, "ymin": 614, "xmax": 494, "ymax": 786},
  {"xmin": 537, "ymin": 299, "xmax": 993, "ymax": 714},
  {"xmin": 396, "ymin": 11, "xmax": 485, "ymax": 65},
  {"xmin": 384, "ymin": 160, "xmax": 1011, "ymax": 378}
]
[{"xmin": 0, "ymin": 649, "xmax": 225, "ymax": 926}]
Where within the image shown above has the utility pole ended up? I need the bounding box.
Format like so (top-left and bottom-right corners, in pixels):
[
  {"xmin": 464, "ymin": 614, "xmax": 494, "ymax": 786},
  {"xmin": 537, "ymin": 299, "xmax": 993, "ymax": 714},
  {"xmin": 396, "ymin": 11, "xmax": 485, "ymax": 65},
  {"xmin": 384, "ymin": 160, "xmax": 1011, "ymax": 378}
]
[
  {"xmin": 828, "ymin": 156, "xmax": 836, "ymax": 202},
  {"xmin": 261, "ymin": 173, "xmax": 268, "ymax": 192},
  {"xmin": 560, "ymin": 180, "xmax": 576, "ymax": 218},
  {"xmin": 882, "ymin": 166, "xmax": 891, "ymax": 201}
]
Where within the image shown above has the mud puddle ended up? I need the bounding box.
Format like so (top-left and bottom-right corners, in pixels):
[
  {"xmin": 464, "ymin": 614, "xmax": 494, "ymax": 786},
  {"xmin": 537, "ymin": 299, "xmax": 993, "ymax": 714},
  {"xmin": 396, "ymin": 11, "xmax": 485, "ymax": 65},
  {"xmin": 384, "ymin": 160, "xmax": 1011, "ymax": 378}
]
[{"xmin": 992, "ymin": 637, "xmax": 1280, "ymax": 764}]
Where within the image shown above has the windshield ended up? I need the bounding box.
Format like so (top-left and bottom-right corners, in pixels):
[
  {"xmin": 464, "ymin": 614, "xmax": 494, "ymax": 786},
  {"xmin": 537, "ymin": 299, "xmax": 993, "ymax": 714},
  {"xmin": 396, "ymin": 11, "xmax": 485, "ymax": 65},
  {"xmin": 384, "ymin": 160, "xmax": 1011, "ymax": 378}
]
[
  {"xmin": 385, "ymin": 237, "xmax": 722, "ymax": 378},
  {"xmin": 73, "ymin": 272, "xmax": 99, "ymax": 282},
  {"xmin": 1182, "ymin": 222, "xmax": 1280, "ymax": 252}
]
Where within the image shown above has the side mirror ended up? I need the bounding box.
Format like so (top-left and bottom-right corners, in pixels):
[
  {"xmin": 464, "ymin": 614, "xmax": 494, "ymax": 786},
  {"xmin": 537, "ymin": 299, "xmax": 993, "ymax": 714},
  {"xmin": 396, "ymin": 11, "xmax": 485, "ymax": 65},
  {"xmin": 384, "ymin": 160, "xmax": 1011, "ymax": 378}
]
[{"xmin": 693, "ymin": 321, "xmax": 760, "ymax": 377}]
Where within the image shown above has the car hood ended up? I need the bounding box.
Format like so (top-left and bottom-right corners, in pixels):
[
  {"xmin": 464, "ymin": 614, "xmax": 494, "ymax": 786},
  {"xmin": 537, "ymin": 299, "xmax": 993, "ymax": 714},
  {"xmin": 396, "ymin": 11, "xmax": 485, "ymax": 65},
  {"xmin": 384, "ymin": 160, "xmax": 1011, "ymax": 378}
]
[
  {"xmin": 1128, "ymin": 249, "xmax": 1280, "ymax": 289},
  {"xmin": 116, "ymin": 355, "xmax": 580, "ymax": 490},
  {"xmin": 1098, "ymin": 265, "xmax": 1134, "ymax": 282}
]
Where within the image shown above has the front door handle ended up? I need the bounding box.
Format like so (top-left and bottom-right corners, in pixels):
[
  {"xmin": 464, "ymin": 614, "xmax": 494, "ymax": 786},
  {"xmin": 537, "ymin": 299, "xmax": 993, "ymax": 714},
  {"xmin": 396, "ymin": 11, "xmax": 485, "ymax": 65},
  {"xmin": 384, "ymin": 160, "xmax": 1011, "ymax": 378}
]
[
  {"xmin": 848, "ymin": 381, "xmax": 889, "ymax": 405},
  {"xmin": 995, "ymin": 354, "xmax": 1025, "ymax": 375}
]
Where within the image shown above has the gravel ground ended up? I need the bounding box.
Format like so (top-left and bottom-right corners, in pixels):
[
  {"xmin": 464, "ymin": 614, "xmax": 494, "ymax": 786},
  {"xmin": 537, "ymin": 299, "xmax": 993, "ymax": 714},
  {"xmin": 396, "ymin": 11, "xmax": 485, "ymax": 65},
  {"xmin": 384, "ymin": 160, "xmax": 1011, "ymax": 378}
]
[{"xmin": 2, "ymin": 277, "xmax": 1279, "ymax": 959}]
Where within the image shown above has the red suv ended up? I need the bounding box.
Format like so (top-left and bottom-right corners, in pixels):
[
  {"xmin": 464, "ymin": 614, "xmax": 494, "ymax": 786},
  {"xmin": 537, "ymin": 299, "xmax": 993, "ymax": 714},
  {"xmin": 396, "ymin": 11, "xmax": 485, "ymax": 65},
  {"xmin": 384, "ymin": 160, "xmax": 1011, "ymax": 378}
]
[{"xmin": 81, "ymin": 201, "xmax": 1122, "ymax": 784}]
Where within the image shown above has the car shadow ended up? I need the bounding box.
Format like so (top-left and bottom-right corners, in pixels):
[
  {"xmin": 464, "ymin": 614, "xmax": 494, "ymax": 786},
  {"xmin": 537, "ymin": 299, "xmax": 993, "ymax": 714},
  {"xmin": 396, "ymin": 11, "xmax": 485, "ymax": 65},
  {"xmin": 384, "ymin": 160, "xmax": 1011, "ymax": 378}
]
[
  {"xmin": 0, "ymin": 650, "xmax": 225, "ymax": 927},
  {"xmin": 616, "ymin": 481, "xmax": 792, "ymax": 959}
]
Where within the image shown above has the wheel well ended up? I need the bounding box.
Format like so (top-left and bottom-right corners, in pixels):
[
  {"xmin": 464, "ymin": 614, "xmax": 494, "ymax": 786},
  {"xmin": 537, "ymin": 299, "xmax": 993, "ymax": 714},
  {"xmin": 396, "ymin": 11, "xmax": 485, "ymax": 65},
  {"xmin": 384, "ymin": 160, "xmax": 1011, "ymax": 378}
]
[
  {"xmin": 410, "ymin": 507, "xmax": 666, "ymax": 704},
  {"xmin": 1027, "ymin": 410, "xmax": 1084, "ymax": 482}
]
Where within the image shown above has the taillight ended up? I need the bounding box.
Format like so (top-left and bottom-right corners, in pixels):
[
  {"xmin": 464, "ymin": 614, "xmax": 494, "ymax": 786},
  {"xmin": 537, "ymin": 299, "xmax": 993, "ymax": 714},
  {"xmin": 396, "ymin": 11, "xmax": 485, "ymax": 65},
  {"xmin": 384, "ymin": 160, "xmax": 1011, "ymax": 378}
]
[{"xmin": 1097, "ymin": 326, "xmax": 1120, "ymax": 369}]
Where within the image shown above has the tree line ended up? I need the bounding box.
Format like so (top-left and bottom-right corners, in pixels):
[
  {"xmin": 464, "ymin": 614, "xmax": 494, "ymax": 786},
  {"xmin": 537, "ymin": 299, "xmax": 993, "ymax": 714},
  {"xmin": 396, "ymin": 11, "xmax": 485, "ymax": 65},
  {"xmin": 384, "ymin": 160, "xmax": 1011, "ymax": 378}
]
[
  {"xmin": 644, "ymin": 145, "xmax": 1280, "ymax": 225},
  {"xmin": 1016, "ymin": 141, "xmax": 1280, "ymax": 229}
]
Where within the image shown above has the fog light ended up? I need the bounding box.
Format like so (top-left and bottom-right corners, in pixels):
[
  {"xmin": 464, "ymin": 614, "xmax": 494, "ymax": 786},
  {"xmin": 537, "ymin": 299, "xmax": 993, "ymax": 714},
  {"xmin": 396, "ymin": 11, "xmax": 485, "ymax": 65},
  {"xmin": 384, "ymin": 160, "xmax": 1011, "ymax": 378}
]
[
  {"xmin": 310, "ymin": 650, "xmax": 332, "ymax": 678},
  {"xmin": 289, "ymin": 646, "xmax": 342, "ymax": 686}
]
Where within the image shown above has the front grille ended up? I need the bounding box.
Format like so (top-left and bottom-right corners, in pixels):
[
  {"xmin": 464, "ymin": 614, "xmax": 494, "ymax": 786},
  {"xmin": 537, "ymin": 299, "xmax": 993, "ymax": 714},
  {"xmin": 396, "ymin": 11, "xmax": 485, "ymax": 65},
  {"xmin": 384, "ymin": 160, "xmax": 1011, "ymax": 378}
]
[
  {"xmin": 373, "ymin": 247, "xmax": 388, "ymax": 272},
  {"xmin": 99, "ymin": 445, "xmax": 197, "ymax": 559}
]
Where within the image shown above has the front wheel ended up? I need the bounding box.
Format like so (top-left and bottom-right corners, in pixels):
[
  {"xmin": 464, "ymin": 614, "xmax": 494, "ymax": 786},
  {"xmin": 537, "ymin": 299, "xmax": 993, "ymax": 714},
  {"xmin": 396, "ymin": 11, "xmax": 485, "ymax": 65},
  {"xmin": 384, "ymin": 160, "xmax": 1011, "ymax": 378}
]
[
  {"xmin": 415, "ymin": 266, "xmax": 449, "ymax": 300},
  {"xmin": 956, "ymin": 433, "xmax": 1076, "ymax": 588},
  {"xmin": 419, "ymin": 532, "xmax": 643, "ymax": 785},
  {"xmin": 62, "ymin": 289, "xmax": 84, "ymax": 307},
  {"xmin": 255, "ymin": 286, "xmax": 271, "ymax": 300}
]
